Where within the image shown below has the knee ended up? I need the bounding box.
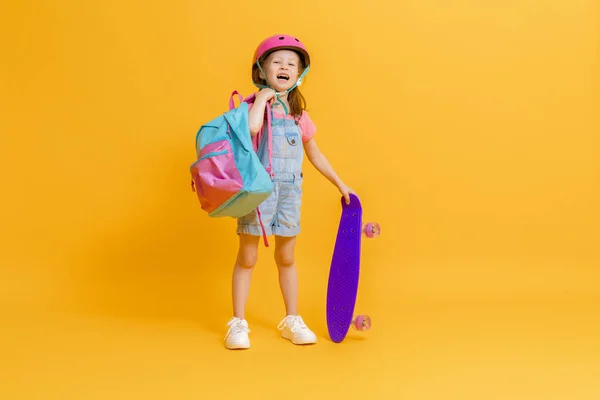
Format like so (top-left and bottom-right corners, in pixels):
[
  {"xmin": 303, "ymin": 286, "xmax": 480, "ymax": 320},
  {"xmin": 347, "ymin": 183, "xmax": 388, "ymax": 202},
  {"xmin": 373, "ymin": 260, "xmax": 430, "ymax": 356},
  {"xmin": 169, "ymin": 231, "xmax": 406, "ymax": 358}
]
[
  {"xmin": 237, "ymin": 249, "xmax": 258, "ymax": 269},
  {"xmin": 274, "ymin": 251, "xmax": 295, "ymax": 269}
]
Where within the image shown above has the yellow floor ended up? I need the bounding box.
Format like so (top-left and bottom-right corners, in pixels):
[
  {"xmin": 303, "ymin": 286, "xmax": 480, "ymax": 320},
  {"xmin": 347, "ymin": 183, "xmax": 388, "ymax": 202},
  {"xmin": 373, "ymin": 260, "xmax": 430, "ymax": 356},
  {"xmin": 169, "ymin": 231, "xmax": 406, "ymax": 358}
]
[{"xmin": 2, "ymin": 287, "xmax": 599, "ymax": 399}]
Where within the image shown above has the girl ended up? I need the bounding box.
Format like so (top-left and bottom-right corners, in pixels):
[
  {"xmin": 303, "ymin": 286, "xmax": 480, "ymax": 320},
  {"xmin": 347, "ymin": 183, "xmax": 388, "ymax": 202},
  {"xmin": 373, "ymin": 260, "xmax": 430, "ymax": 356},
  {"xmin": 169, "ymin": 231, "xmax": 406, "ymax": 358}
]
[{"xmin": 225, "ymin": 34, "xmax": 355, "ymax": 349}]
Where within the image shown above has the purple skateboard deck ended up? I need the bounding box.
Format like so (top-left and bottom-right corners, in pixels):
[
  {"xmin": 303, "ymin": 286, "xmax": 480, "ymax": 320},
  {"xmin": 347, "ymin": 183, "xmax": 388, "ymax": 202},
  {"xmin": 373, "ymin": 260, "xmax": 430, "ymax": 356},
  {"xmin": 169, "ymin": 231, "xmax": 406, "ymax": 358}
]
[{"xmin": 326, "ymin": 194, "xmax": 362, "ymax": 343}]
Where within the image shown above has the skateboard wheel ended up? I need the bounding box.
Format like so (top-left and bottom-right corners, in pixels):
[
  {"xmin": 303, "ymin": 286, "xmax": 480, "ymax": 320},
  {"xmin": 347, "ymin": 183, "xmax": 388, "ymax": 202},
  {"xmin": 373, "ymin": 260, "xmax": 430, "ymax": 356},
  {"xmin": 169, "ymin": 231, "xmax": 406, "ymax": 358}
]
[
  {"xmin": 351, "ymin": 315, "xmax": 371, "ymax": 331},
  {"xmin": 362, "ymin": 222, "xmax": 381, "ymax": 238}
]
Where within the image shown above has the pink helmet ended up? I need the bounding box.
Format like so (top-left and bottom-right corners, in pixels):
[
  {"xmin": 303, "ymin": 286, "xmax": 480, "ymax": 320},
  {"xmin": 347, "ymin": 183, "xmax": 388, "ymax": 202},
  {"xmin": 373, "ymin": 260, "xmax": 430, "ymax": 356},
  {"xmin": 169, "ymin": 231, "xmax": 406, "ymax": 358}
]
[{"xmin": 253, "ymin": 34, "xmax": 310, "ymax": 68}]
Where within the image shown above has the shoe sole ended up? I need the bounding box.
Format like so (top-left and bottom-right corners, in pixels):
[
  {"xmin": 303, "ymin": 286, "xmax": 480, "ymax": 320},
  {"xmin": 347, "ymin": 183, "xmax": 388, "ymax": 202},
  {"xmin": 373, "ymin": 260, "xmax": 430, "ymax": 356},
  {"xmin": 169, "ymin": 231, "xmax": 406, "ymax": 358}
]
[
  {"xmin": 226, "ymin": 342, "xmax": 250, "ymax": 350},
  {"xmin": 282, "ymin": 332, "xmax": 317, "ymax": 345}
]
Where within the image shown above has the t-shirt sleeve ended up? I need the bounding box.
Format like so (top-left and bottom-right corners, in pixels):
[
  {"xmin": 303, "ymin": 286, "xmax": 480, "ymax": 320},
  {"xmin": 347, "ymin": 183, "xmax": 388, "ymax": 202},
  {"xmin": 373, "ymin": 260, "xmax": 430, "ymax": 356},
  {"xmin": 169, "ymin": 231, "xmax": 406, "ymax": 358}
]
[{"xmin": 299, "ymin": 111, "xmax": 317, "ymax": 142}]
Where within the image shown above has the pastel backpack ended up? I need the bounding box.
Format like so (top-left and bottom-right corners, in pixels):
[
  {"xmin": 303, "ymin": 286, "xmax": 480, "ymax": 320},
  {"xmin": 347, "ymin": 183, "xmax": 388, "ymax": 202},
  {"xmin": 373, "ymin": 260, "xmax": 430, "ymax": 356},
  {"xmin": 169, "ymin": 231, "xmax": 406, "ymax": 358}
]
[{"xmin": 190, "ymin": 91, "xmax": 274, "ymax": 244}]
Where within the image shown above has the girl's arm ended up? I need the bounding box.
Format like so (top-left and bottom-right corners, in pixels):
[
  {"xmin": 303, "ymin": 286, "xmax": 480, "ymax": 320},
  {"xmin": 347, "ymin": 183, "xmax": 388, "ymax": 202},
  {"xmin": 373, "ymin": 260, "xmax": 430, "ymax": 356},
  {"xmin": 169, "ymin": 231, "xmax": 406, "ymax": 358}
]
[
  {"xmin": 248, "ymin": 89, "xmax": 275, "ymax": 136},
  {"xmin": 303, "ymin": 137, "xmax": 355, "ymax": 204}
]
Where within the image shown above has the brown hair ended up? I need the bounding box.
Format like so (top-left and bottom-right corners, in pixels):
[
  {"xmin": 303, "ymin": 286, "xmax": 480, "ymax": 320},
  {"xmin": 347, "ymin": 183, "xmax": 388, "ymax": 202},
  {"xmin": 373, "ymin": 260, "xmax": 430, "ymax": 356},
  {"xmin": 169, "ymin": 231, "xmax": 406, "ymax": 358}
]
[{"xmin": 252, "ymin": 50, "xmax": 307, "ymax": 121}]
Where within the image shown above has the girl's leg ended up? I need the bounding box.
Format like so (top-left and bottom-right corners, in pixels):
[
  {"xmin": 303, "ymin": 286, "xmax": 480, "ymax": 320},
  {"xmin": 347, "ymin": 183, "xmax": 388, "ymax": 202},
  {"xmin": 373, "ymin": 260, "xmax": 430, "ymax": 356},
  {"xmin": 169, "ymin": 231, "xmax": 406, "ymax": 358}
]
[
  {"xmin": 232, "ymin": 233, "xmax": 260, "ymax": 319},
  {"xmin": 274, "ymin": 235, "xmax": 298, "ymax": 315},
  {"xmin": 274, "ymin": 235, "xmax": 317, "ymax": 344}
]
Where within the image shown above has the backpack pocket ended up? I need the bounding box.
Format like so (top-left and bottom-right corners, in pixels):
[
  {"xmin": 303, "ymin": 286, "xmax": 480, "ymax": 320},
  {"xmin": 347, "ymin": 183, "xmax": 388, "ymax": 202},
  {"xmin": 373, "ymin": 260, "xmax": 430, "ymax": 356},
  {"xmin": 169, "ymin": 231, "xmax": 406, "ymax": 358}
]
[{"xmin": 190, "ymin": 140, "xmax": 244, "ymax": 213}]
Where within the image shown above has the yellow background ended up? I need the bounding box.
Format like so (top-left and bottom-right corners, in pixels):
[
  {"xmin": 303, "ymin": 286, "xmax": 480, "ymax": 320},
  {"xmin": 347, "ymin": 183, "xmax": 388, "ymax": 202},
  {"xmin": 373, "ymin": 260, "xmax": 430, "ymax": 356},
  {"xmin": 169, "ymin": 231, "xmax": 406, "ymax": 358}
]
[{"xmin": 1, "ymin": 0, "xmax": 599, "ymax": 399}]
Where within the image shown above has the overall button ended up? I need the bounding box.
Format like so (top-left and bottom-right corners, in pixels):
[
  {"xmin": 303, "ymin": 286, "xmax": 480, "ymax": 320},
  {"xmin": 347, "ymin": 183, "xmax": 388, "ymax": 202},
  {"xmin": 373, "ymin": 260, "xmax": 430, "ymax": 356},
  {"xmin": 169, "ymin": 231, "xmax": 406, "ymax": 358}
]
[{"xmin": 285, "ymin": 131, "xmax": 300, "ymax": 146}]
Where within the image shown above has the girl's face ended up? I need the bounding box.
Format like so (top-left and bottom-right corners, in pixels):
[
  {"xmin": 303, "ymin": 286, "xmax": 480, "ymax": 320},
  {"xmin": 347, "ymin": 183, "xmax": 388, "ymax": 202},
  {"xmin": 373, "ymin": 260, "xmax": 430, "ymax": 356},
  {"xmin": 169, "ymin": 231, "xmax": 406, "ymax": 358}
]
[{"xmin": 262, "ymin": 50, "xmax": 301, "ymax": 93}]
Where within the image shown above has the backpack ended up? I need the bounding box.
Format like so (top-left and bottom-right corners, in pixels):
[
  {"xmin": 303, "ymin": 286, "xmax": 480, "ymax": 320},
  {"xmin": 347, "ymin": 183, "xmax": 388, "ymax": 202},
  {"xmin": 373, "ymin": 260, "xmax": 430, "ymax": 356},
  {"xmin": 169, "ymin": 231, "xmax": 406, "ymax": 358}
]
[{"xmin": 190, "ymin": 90, "xmax": 274, "ymax": 246}]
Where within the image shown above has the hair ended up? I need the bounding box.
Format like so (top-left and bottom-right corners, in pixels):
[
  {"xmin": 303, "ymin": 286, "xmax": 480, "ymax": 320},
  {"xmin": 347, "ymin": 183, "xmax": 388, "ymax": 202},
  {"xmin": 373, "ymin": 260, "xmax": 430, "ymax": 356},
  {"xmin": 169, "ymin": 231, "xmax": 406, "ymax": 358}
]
[{"xmin": 252, "ymin": 49, "xmax": 307, "ymax": 122}]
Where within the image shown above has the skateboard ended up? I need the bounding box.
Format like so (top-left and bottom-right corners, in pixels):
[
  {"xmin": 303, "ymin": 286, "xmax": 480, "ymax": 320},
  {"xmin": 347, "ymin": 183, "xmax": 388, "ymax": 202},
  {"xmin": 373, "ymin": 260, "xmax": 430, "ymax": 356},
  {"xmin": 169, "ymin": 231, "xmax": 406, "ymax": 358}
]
[{"xmin": 326, "ymin": 194, "xmax": 380, "ymax": 343}]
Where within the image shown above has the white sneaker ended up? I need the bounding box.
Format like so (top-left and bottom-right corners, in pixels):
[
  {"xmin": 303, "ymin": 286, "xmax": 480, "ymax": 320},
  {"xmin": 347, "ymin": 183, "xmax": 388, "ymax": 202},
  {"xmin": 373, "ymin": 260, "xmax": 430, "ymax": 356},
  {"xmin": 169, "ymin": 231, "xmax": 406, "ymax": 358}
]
[
  {"xmin": 225, "ymin": 317, "xmax": 250, "ymax": 349},
  {"xmin": 277, "ymin": 315, "xmax": 317, "ymax": 345}
]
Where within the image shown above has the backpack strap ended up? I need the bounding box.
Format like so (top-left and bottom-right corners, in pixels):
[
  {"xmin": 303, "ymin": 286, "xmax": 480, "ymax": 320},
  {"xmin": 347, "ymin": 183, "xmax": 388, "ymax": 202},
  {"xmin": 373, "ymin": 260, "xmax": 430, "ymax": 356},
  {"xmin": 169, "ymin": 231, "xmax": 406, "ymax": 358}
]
[
  {"xmin": 256, "ymin": 103, "xmax": 274, "ymax": 246},
  {"xmin": 229, "ymin": 90, "xmax": 243, "ymax": 110},
  {"xmin": 229, "ymin": 90, "xmax": 271, "ymax": 247},
  {"xmin": 237, "ymin": 92, "xmax": 274, "ymax": 179},
  {"xmin": 256, "ymin": 103, "xmax": 272, "ymax": 247},
  {"xmin": 264, "ymin": 102, "xmax": 274, "ymax": 179},
  {"xmin": 256, "ymin": 208, "xmax": 269, "ymax": 247}
]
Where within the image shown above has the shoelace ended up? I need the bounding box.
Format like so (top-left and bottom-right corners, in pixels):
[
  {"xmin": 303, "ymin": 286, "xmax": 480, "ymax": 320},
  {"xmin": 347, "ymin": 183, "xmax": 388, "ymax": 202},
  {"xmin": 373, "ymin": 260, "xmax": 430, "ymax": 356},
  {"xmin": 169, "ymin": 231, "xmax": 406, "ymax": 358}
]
[
  {"xmin": 224, "ymin": 317, "xmax": 250, "ymax": 341},
  {"xmin": 277, "ymin": 315, "xmax": 308, "ymax": 334}
]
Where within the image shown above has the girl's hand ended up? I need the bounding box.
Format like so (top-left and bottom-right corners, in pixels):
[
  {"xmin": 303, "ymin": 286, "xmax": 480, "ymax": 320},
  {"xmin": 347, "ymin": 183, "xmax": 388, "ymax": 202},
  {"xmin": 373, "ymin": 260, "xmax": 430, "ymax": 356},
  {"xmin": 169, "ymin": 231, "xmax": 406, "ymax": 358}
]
[
  {"xmin": 248, "ymin": 88, "xmax": 276, "ymax": 134},
  {"xmin": 338, "ymin": 183, "xmax": 356, "ymax": 205},
  {"xmin": 257, "ymin": 88, "xmax": 276, "ymax": 103}
]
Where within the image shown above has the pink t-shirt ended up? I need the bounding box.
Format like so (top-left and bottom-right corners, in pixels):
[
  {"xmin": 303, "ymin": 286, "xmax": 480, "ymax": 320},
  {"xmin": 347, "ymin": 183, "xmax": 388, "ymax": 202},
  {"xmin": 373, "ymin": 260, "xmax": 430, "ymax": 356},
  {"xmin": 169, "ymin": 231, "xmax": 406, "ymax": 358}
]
[
  {"xmin": 248, "ymin": 103, "xmax": 317, "ymax": 143},
  {"xmin": 273, "ymin": 110, "xmax": 317, "ymax": 143}
]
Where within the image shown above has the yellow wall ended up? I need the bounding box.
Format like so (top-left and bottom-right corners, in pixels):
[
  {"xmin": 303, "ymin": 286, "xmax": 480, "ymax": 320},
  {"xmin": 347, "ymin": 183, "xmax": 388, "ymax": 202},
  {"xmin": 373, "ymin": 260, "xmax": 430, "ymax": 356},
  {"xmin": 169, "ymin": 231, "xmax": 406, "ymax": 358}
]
[
  {"xmin": 2, "ymin": 0, "xmax": 599, "ymax": 316},
  {"xmin": 1, "ymin": 0, "xmax": 599, "ymax": 397}
]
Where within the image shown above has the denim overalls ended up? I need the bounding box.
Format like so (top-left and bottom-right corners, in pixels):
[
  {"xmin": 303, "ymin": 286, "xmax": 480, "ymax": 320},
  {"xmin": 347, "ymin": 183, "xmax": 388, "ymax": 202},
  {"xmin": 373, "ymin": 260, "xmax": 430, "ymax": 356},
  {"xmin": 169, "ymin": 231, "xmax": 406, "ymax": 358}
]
[{"xmin": 237, "ymin": 113, "xmax": 304, "ymax": 237}]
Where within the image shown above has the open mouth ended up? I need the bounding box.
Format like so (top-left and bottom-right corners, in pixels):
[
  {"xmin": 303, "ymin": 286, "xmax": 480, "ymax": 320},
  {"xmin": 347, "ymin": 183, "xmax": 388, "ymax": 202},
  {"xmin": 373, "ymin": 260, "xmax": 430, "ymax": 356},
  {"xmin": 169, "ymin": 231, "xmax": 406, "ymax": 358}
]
[{"xmin": 276, "ymin": 74, "xmax": 289, "ymax": 81}]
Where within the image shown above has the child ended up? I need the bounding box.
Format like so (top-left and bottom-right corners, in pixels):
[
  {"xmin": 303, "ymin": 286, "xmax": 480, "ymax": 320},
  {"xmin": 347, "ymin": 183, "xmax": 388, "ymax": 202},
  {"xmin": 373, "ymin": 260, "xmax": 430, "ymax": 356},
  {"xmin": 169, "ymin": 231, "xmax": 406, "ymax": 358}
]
[{"xmin": 225, "ymin": 34, "xmax": 355, "ymax": 349}]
